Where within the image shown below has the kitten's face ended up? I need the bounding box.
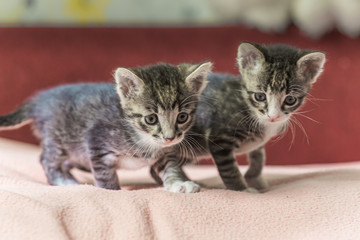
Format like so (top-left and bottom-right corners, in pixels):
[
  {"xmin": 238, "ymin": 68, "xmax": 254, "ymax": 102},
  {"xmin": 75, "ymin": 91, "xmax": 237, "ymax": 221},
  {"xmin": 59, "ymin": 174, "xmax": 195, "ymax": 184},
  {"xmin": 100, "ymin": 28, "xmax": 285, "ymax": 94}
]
[
  {"xmin": 122, "ymin": 98, "xmax": 196, "ymax": 147},
  {"xmin": 114, "ymin": 62, "xmax": 212, "ymax": 148},
  {"xmin": 237, "ymin": 42, "xmax": 326, "ymax": 126},
  {"xmin": 244, "ymin": 75, "xmax": 308, "ymax": 125}
]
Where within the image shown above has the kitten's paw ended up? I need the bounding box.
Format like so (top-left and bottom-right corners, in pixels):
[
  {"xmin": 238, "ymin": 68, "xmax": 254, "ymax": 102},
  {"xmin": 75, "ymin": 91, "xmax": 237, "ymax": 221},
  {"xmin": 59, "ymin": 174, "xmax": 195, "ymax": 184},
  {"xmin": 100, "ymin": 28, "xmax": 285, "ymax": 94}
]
[
  {"xmin": 52, "ymin": 178, "xmax": 79, "ymax": 186},
  {"xmin": 242, "ymin": 187, "xmax": 259, "ymax": 193},
  {"xmin": 167, "ymin": 181, "xmax": 200, "ymax": 193},
  {"xmin": 245, "ymin": 176, "xmax": 268, "ymax": 190}
]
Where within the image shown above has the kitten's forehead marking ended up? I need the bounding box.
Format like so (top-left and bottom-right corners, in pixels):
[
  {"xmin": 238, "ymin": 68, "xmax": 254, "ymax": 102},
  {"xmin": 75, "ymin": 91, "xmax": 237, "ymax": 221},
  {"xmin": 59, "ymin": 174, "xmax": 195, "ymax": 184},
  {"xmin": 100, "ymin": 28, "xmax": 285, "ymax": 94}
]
[
  {"xmin": 157, "ymin": 104, "xmax": 178, "ymax": 116},
  {"xmin": 153, "ymin": 86, "xmax": 178, "ymax": 111},
  {"xmin": 269, "ymin": 69, "xmax": 287, "ymax": 92}
]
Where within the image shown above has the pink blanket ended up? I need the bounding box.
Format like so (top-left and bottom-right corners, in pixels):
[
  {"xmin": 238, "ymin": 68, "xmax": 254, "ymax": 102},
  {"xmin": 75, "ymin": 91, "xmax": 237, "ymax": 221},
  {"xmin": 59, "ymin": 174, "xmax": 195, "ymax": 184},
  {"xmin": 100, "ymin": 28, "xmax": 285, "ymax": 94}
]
[{"xmin": 1, "ymin": 138, "xmax": 360, "ymax": 240}]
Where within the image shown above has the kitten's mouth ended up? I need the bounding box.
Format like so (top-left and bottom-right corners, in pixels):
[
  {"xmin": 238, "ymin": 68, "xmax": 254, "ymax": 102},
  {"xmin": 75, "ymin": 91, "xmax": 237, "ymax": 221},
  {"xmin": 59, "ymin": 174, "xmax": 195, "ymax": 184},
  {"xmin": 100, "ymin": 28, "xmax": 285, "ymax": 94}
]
[
  {"xmin": 266, "ymin": 116, "xmax": 287, "ymax": 124},
  {"xmin": 268, "ymin": 118, "xmax": 282, "ymax": 123},
  {"xmin": 156, "ymin": 138, "xmax": 182, "ymax": 147}
]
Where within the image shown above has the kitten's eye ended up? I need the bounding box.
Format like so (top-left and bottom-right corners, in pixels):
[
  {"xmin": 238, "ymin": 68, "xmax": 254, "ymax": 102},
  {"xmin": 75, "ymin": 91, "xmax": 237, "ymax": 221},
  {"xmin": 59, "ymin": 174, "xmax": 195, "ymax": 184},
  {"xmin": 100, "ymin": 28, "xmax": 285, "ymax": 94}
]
[
  {"xmin": 177, "ymin": 112, "xmax": 189, "ymax": 124},
  {"xmin": 254, "ymin": 92, "xmax": 266, "ymax": 102},
  {"xmin": 284, "ymin": 96, "xmax": 297, "ymax": 106},
  {"xmin": 144, "ymin": 114, "xmax": 158, "ymax": 125}
]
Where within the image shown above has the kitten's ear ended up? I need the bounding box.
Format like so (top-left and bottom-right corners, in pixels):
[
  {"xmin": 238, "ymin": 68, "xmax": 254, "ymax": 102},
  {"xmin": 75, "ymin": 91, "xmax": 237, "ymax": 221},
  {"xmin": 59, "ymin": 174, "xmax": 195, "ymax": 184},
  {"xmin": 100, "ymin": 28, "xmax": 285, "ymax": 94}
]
[
  {"xmin": 297, "ymin": 52, "xmax": 326, "ymax": 83},
  {"xmin": 114, "ymin": 67, "xmax": 144, "ymax": 99},
  {"xmin": 237, "ymin": 42, "xmax": 265, "ymax": 74},
  {"xmin": 184, "ymin": 62, "xmax": 213, "ymax": 93}
]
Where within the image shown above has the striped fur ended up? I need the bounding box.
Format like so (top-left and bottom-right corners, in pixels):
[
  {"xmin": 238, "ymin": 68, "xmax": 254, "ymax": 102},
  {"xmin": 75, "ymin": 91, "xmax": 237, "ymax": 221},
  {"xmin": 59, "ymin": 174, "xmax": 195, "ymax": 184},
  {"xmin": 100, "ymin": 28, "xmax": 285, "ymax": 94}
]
[
  {"xmin": 152, "ymin": 42, "xmax": 326, "ymax": 192},
  {"xmin": 0, "ymin": 62, "xmax": 212, "ymax": 190},
  {"xmin": 0, "ymin": 103, "xmax": 33, "ymax": 130}
]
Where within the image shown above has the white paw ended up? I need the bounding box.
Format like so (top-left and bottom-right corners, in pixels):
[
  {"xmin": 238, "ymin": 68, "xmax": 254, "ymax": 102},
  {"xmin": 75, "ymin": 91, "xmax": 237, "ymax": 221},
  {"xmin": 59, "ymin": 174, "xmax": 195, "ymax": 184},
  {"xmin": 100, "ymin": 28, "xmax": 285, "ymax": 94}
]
[
  {"xmin": 167, "ymin": 181, "xmax": 200, "ymax": 193},
  {"xmin": 242, "ymin": 187, "xmax": 259, "ymax": 193},
  {"xmin": 52, "ymin": 178, "xmax": 79, "ymax": 186}
]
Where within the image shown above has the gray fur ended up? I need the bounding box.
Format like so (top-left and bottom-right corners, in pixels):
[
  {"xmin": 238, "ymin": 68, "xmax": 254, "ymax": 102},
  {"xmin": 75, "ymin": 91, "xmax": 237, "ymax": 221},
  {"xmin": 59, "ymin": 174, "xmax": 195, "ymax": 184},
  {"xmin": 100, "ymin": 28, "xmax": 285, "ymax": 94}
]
[
  {"xmin": 0, "ymin": 102, "xmax": 33, "ymax": 127},
  {"xmin": 0, "ymin": 62, "xmax": 212, "ymax": 190},
  {"xmin": 151, "ymin": 42, "xmax": 326, "ymax": 192}
]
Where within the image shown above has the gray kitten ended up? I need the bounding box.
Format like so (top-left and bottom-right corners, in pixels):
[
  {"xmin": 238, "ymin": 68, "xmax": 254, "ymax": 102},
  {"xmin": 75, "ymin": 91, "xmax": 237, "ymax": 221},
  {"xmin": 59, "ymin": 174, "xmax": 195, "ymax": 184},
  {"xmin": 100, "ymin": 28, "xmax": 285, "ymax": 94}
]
[
  {"xmin": 151, "ymin": 42, "xmax": 326, "ymax": 193},
  {"xmin": 0, "ymin": 62, "xmax": 212, "ymax": 190}
]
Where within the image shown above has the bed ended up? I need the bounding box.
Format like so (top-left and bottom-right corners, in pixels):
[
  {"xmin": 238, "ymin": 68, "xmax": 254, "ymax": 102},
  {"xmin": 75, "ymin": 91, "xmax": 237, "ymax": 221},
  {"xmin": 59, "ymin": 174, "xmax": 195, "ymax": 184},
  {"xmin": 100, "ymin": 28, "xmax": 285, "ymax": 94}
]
[{"xmin": 1, "ymin": 138, "xmax": 359, "ymax": 239}]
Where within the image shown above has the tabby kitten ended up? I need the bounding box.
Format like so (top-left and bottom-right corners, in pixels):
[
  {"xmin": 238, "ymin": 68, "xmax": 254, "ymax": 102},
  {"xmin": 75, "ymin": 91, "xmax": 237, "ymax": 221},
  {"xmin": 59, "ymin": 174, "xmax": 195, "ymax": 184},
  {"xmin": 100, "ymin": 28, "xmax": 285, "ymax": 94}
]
[
  {"xmin": 0, "ymin": 62, "xmax": 212, "ymax": 190},
  {"xmin": 151, "ymin": 42, "xmax": 326, "ymax": 193}
]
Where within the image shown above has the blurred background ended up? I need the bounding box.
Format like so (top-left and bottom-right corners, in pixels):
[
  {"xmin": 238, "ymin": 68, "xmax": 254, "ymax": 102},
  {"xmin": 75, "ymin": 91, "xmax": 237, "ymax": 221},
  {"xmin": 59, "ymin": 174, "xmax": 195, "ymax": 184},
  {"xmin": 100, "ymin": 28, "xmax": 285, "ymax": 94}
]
[
  {"xmin": 1, "ymin": 0, "xmax": 360, "ymax": 38},
  {"xmin": 0, "ymin": 0, "xmax": 359, "ymax": 165}
]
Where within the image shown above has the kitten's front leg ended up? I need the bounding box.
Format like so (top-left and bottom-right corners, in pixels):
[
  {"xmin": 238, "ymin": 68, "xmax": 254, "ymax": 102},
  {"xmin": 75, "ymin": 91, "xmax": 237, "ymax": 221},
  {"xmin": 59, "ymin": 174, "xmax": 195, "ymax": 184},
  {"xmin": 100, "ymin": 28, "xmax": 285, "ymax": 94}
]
[
  {"xmin": 161, "ymin": 153, "xmax": 200, "ymax": 193},
  {"xmin": 209, "ymin": 140, "xmax": 255, "ymax": 192},
  {"xmin": 245, "ymin": 146, "xmax": 268, "ymax": 190},
  {"xmin": 90, "ymin": 151, "xmax": 120, "ymax": 190}
]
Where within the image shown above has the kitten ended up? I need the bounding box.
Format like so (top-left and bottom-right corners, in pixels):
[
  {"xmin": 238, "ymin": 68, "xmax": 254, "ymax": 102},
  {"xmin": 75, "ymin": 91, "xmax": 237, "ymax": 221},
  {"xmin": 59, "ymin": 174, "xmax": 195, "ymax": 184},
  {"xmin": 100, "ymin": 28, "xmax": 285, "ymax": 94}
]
[
  {"xmin": 151, "ymin": 42, "xmax": 326, "ymax": 193},
  {"xmin": 0, "ymin": 62, "xmax": 212, "ymax": 190}
]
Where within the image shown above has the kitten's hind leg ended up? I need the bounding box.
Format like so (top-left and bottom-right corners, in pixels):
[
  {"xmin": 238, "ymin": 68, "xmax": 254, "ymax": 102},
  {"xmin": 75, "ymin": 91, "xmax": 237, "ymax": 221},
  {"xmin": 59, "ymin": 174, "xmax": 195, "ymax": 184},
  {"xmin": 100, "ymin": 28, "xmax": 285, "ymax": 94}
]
[
  {"xmin": 90, "ymin": 151, "xmax": 120, "ymax": 190},
  {"xmin": 161, "ymin": 154, "xmax": 200, "ymax": 193},
  {"xmin": 245, "ymin": 146, "xmax": 268, "ymax": 190},
  {"xmin": 40, "ymin": 142, "xmax": 78, "ymax": 186}
]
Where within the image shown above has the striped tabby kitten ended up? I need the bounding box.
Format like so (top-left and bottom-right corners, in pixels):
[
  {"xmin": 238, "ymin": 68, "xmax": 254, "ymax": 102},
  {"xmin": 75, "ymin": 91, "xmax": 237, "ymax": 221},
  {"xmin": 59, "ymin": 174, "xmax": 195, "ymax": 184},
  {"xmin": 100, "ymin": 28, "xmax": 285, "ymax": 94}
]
[
  {"xmin": 0, "ymin": 62, "xmax": 212, "ymax": 190},
  {"xmin": 151, "ymin": 42, "xmax": 326, "ymax": 193}
]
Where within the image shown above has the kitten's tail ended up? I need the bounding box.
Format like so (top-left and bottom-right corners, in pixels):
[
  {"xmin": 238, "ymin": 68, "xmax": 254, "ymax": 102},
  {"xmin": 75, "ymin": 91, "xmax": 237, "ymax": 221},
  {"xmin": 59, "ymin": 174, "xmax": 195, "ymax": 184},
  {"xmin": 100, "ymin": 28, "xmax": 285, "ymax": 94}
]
[{"xmin": 0, "ymin": 102, "xmax": 33, "ymax": 131}]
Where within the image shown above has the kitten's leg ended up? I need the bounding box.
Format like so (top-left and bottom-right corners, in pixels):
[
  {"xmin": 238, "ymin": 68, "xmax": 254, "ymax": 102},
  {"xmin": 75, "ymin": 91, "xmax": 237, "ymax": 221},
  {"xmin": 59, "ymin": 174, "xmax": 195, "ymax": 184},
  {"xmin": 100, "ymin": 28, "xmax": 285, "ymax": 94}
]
[
  {"xmin": 209, "ymin": 140, "xmax": 256, "ymax": 192},
  {"xmin": 40, "ymin": 140, "xmax": 78, "ymax": 186},
  {"xmin": 90, "ymin": 151, "xmax": 120, "ymax": 190},
  {"xmin": 160, "ymin": 153, "xmax": 200, "ymax": 193},
  {"xmin": 150, "ymin": 162, "xmax": 164, "ymax": 185},
  {"xmin": 245, "ymin": 146, "xmax": 268, "ymax": 190}
]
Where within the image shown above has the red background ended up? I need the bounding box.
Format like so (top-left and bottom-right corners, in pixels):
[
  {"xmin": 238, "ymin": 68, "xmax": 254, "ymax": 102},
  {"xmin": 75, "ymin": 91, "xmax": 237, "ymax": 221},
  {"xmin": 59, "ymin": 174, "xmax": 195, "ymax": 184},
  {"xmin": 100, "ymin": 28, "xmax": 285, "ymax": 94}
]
[{"xmin": 0, "ymin": 26, "xmax": 359, "ymax": 165}]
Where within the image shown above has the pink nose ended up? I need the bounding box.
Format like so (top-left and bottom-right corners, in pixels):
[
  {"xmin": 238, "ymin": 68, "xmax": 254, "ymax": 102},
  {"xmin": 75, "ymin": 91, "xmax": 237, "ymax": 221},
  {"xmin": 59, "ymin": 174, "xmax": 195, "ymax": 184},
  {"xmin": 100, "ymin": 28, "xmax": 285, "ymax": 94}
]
[
  {"xmin": 268, "ymin": 115, "xmax": 280, "ymax": 122},
  {"xmin": 165, "ymin": 137, "xmax": 174, "ymax": 143}
]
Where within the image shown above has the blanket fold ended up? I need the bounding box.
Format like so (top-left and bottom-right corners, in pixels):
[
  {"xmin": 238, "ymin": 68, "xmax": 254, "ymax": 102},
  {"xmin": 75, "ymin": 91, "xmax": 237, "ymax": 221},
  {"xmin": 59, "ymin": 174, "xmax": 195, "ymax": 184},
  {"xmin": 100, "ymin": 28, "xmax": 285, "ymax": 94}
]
[{"xmin": 1, "ymin": 138, "xmax": 359, "ymax": 240}]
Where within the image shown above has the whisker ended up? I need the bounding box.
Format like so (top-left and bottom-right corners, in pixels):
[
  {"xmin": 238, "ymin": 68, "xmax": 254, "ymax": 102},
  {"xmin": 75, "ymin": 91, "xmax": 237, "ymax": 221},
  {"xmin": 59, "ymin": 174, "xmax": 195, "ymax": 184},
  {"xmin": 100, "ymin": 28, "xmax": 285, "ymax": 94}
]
[
  {"xmin": 291, "ymin": 117, "xmax": 309, "ymax": 144},
  {"xmin": 183, "ymin": 138, "xmax": 197, "ymax": 165},
  {"xmin": 271, "ymin": 122, "xmax": 290, "ymax": 144},
  {"xmin": 186, "ymin": 132, "xmax": 223, "ymax": 150},
  {"xmin": 179, "ymin": 93, "xmax": 201, "ymax": 106},
  {"xmin": 226, "ymin": 109, "xmax": 251, "ymax": 126},
  {"xmin": 288, "ymin": 120, "xmax": 296, "ymax": 151},
  {"xmin": 233, "ymin": 114, "xmax": 253, "ymax": 136},
  {"xmin": 178, "ymin": 141, "xmax": 188, "ymax": 167},
  {"xmin": 306, "ymin": 95, "xmax": 333, "ymax": 102},
  {"xmin": 292, "ymin": 112, "xmax": 320, "ymax": 124},
  {"xmin": 304, "ymin": 98, "xmax": 320, "ymax": 107},
  {"xmin": 294, "ymin": 109, "xmax": 315, "ymax": 115},
  {"xmin": 187, "ymin": 136, "xmax": 207, "ymax": 153}
]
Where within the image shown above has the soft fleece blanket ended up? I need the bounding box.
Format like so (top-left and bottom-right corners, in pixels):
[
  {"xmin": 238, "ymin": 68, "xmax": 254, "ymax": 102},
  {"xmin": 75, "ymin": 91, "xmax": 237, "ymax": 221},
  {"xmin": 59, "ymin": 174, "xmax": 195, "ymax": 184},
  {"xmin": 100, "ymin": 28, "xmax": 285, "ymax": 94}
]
[{"xmin": 0, "ymin": 138, "xmax": 359, "ymax": 240}]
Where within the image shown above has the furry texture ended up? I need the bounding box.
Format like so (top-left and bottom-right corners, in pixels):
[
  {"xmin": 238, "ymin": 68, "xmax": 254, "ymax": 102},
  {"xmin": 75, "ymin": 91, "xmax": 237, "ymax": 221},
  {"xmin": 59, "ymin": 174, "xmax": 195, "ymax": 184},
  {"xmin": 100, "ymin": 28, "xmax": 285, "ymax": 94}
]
[
  {"xmin": 1, "ymin": 137, "xmax": 360, "ymax": 239},
  {"xmin": 0, "ymin": 62, "xmax": 212, "ymax": 190},
  {"xmin": 151, "ymin": 42, "xmax": 326, "ymax": 192}
]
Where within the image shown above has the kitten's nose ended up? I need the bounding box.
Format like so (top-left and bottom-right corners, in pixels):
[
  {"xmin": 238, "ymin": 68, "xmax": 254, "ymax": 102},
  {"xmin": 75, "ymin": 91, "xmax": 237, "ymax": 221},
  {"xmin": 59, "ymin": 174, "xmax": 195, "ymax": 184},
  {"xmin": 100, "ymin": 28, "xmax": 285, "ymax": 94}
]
[
  {"xmin": 165, "ymin": 137, "xmax": 175, "ymax": 143},
  {"xmin": 268, "ymin": 115, "xmax": 280, "ymax": 122}
]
